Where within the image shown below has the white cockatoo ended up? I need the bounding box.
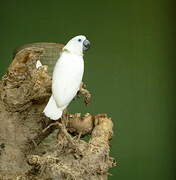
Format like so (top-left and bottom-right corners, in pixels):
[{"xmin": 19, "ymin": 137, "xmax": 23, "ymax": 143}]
[{"xmin": 43, "ymin": 35, "xmax": 90, "ymax": 120}]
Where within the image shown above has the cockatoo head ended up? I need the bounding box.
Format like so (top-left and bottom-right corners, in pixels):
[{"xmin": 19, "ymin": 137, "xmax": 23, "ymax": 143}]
[{"xmin": 63, "ymin": 35, "xmax": 90, "ymax": 55}]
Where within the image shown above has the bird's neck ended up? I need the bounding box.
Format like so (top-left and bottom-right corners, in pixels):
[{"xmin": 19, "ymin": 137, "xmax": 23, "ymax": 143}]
[{"xmin": 62, "ymin": 48, "xmax": 83, "ymax": 57}]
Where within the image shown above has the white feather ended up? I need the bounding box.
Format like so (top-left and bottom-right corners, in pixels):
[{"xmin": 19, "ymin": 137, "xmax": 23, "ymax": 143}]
[
  {"xmin": 36, "ymin": 60, "xmax": 42, "ymax": 68},
  {"xmin": 43, "ymin": 95, "xmax": 63, "ymax": 120}
]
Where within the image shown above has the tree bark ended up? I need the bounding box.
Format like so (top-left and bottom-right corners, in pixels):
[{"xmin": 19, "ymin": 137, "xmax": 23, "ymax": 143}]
[{"xmin": 0, "ymin": 47, "xmax": 116, "ymax": 180}]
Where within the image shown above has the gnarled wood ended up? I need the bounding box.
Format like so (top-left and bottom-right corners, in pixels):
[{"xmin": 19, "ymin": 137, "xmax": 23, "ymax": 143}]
[{"xmin": 0, "ymin": 46, "xmax": 116, "ymax": 180}]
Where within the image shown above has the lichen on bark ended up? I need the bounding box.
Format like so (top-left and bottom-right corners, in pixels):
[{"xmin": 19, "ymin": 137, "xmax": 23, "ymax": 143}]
[{"xmin": 0, "ymin": 46, "xmax": 116, "ymax": 180}]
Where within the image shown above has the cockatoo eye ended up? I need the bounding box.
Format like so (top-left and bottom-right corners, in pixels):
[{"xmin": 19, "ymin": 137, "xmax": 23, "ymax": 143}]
[{"xmin": 78, "ymin": 39, "xmax": 82, "ymax": 42}]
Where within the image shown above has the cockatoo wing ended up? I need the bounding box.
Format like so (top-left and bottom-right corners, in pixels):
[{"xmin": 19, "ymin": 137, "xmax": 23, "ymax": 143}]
[{"xmin": 52, "ymin": 52, "xmax": 84, "ymax": 108}]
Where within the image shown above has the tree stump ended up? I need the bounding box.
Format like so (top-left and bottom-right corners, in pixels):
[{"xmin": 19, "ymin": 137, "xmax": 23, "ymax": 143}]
[{"xmin": 0, "ymin": 47, "xmax": 116, "ymax": 180}]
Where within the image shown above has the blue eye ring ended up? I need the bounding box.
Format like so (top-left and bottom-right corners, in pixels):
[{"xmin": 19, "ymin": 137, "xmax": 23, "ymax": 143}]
[{"xmin": 78, "ymin": 39, "xmax": 82, "ymax": 42}]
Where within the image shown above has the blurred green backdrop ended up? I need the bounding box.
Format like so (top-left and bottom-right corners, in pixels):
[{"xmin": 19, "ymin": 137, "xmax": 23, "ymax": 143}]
[{"xmin": 0, "ymin": 0, "xmax": 175, "ymax": 179}]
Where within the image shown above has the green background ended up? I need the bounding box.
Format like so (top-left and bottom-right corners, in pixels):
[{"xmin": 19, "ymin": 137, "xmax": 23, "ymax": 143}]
[{"xmin": 0, "ymin": 0, "xmax": 175, "ymax": 179}]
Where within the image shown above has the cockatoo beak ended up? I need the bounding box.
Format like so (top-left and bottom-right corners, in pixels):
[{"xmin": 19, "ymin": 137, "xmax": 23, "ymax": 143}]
[{"xmin": 83, "ymin": 39, "xmax": 90, "ymax": 51}]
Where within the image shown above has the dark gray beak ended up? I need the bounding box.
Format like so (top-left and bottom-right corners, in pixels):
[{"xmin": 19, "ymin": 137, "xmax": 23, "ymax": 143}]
[{"xmin": 83, "ymin": 39, "xmax": 90, "ymax": 51}]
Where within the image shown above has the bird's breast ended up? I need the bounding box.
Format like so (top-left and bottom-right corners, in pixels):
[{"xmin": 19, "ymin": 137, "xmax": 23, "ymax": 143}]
[{"xmin": 52, "ymin": 53, "xmax": 84, "ymax": 107}]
